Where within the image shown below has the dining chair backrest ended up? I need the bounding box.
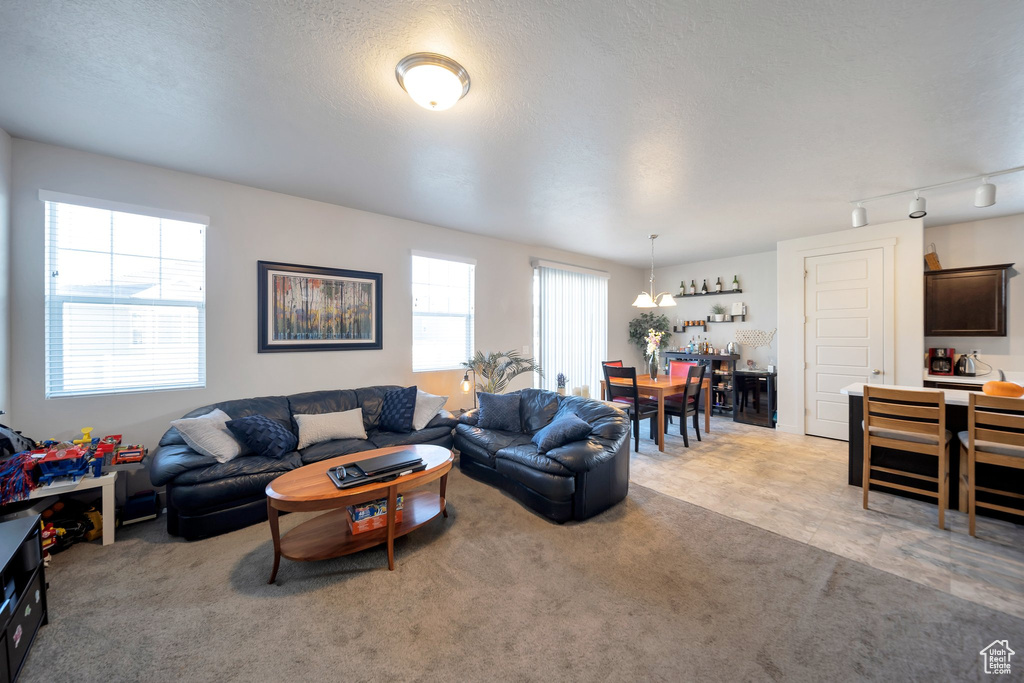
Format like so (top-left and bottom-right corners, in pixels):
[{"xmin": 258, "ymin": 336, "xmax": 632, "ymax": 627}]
[
  {"xmin": 603, "ymin": 364, "xmax": 640, "ymax": 406},
  {"xmin": 669, "ymin": 360, "xmax": 696, "ymax": 381},
  {"xmin": 863, "ymin": 385, "xmax": 945, "ymax": 452},
  {"xmin": 603, "ymin": 360, "xmax": 623, "ymax": 367},
  {"xmin": 967, "ymin": 393, "xmax": 1024, "ymax": 452},
  {"xmin": 684, "ymin": 364, "xmax": 706, "ymax": 400}
]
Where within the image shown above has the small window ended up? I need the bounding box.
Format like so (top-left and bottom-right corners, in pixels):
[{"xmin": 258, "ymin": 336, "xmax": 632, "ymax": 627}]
[
  {"xmin": 43, "ymin": 194, "xmax": 207, "ymax": 397},
  {"xmin": 412, "ymin": 254, "xmax": 475, "ymax": 372}
]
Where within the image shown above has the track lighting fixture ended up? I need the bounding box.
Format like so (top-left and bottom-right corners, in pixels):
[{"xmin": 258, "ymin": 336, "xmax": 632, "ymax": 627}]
[
  {"xmin": 974, "ymin": 178, "xmax": 996, "ymax": 208},
  {"xmin": 851, "ymin": 203, "xmax": 867, "ymax": 228},
  {"xmin": 908, "ymin": 192, "xmax": 927, "ymax": 219},
  {"xmin": 848, "ymin": 164, "xmax": 1022, "ymax": 226}
]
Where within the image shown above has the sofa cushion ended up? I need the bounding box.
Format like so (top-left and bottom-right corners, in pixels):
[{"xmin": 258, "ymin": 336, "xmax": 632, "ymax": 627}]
[
  {"xmin": 455, "ymin": 424, "xmax": 532, "ymax": 467},
  {"xmin": 380, "ymin": 386, "xmax": 418, "ymax": 433},
  {"xmin": 226, "ymin": 414, "xmax": 298, "ymax": 459},
  {"xmin": 518, "ymin": 388, "xmax": 561, "ymax": 433},
  {"xmin": 299, "ymin": 438, "xmax": 377, "ymax": 464},
  {"xmin": 370, "ymin": 426, "xmax": 453, "ymax": 449},
  {"xmin": 356, "ymin": 386, "xmax": 401, "ymax": 432},
  {"xmin": 478, "ymin": 393, "xmax": 521, "ymax": 431},
  {"xmin": 171, "ymin": 409, "xmax": 249, "ymax": 463},
  {"xmin": 532, "ymin": 413, "xmax": 593, "ymax": 453},
  {"xmin": 287, "ymin": 390, "xmax": 359, "ymax": 431},
  {"xmin": 170, "ymin": 451, "xmax": 303, "ymax": 486},
  {"xmin": 495, "ymin": 444, "xmax": 574, "ymax": 477},
  {"xmin": 495, "ymin": 454, "xmax": 575, "ymax": 501},
  {"xmin": 168, "ymin": 469, "xmax": 290, "ymax": 514}
]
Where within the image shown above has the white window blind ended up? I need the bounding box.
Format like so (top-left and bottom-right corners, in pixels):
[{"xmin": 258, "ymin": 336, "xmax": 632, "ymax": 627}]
[
  {"xmin": 412, "ymin": 254, "xmax": 475, "ymax": 372},
  {"xmin": 43, "ymin": 196, "xmax": 207, "ymax": 398},
  {"xmin": 534, "ymin": 263, "xmax": 608, "ymax": 394}
]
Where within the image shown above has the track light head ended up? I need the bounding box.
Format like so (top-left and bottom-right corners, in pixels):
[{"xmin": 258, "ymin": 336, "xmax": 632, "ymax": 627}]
[
  {"xmin": 852, "ymin": 203, "xmax": 867, "ymax": 228},
  {"xmin": 908, "ymin": 192, "xmax": 927, "ymax": 219},
  {"xmin": 974, "ymin": 179, "xmax": 996, "ymax": 208}
]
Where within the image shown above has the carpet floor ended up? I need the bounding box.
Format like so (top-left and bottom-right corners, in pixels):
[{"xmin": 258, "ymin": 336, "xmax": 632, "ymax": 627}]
[{"xmin": 19, "ymin": 467, "xmax": 1024, "ymax": 682}]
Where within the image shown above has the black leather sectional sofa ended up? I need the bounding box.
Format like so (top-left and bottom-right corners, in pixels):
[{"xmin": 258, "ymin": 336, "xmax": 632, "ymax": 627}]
[
  {"xmin": 455, "ymin": 389, "xmax": 631, "ymax": 522},
  {"xmin": 150, "ymin": 386, "xmax": 457, "ymax": 540}
]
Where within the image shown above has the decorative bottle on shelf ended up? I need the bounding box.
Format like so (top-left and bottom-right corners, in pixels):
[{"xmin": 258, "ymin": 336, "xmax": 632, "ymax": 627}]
[
  {"xmin": 689, "ymin": 280, "xmax": 696, "ymax": 295},
  {"xmin": 732, "ymin": 275, "xmax": 740, "ymax": 291},
  {"xmin": 701, "ymin": 279, "xmax": 708, "ymax": 294},
  {"xmin": 678, "ymin": 281, "xmax": 685, "ymax": 297},
  {"xmin": 715, "ymin": 277, "xmax": 722, "ymax": 292}
]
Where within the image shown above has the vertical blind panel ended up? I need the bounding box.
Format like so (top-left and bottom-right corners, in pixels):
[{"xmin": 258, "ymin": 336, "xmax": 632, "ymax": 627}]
[
  {"xmin": 45, "ymin": 200, "xmax": 207, "ymax": 397},
  {"xmin": 536, "ymin": 265, "xmax": 608, "ymax": 394},
  {"xmin": 412, "ymin": 255, "xmax": 475, "ymax": 372}
]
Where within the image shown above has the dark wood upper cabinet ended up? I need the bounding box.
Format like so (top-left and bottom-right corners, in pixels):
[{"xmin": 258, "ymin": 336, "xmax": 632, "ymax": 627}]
[{"xmin": 924, "ymin": 264, "xmax": 1013, "ymax": 336}]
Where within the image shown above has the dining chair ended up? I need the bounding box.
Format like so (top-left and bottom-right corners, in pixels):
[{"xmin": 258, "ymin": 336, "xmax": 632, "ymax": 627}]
[
  {"xmin": 602, "ymin": 364, "xmax": 659, "ymax": 452},
  {"xmin": 663, "ymin": 360, "xmax": 696, "ymax": 427},
  {"xmin": 663, "ymin": 364, "xmax": 706, "ymax": 447},
  {"xmin": 862, "ymin": 385, "xmax": 951, "ymax": 529},
  {"xmin": 602, "ymin": 360, "xmax": 623, "ymax": 367},
  {"xmin": 961, "ymin": 393, "xmax": 1024, "ymax": 537}
]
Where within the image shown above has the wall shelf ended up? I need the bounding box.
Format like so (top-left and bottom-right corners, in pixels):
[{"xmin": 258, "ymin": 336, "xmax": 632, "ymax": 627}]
[
  {"xmin": 672, "ymin": 324, "xmax": 707, "ymax": 333},
  {"xmin": 674, "ymin": 289, "xmax": 743, "ymax": 298},
  {"xmin": 705, "ymin": 315, "xmax": 746, "ymax": 323}
]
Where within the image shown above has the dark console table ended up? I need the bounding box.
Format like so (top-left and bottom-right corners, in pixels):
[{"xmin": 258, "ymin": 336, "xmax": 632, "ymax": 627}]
[
  {"xmin": 1, "ymin": 515, "xmax": 48, "ymax": 683},
  {"xmin": 663, "ymin": 353, "xmax": 740, "ymax": 415},
  {"xmin": 733, "ymin": 371, "xmax": 777, "ymax": 428}
]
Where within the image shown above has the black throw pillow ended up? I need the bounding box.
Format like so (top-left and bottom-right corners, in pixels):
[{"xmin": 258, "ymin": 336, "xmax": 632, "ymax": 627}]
[
  {"xmin": 226, "ymin": 414, "xmax": 298, "ymax": 459},
  {"xmin": 477, "ymin": 392, "xmax": 522, "ymax": 432},
  {"xmin": 379, "ymin": 386, "xmax": 418, "ymax": 433}
]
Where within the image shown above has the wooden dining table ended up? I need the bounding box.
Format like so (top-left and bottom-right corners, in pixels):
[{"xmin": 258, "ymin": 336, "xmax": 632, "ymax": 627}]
[{"xmin": 600, "ymin": 374, "xmax": 713, "ymax": 452}]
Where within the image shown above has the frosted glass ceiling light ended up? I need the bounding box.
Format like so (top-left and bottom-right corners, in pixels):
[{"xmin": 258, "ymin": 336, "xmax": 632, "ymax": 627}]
[
  {"xmin": 632, "ymin": 235, "xmax": 676, "ymax": 308},
  {"xmin": 974, "ymin": 178, "xmax": 996, "ymax": 207},
  {"xmin": 396, "ymin": 53, "xmax": 470, "ymax": 111},
  {"xmin": 852, "ymin": 203, "xmax": 867, "ymax": 228},
  {"xmin": 908, "ymin": 192, "xmax": 927, "ymax": 219}
]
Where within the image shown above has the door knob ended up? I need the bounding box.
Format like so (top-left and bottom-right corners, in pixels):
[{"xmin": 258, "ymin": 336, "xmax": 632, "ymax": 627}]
[{"xmin": 871, "ymin": 369, "xmax": 881, "ymax": 375}]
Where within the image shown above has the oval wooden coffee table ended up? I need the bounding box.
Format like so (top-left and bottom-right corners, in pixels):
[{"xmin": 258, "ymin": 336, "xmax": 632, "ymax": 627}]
[{"xmin": 264, "ymin": 444, "xmax": 453, "ymax": 583}]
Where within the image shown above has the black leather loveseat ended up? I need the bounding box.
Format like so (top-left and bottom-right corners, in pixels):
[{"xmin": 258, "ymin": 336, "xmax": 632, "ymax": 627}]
[
  {"xmin": 455, "ymin": 389, "xmax": 630, "ymax": 522},
  {"xmin": 150, "ymin": 386, "xmax": 457, "ymax": 540}
]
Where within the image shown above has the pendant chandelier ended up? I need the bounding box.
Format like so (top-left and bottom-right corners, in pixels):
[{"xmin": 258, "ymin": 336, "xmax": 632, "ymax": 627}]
[{"xmin": 632, "ymin": 234, "xmax": 676, "ymax": 308}]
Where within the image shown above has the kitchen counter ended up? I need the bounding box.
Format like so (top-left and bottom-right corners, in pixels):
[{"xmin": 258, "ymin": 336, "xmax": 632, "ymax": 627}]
[
  {"xmin": 841, "ymin": 382, "xmax": 973, "ymax": 405},
  {"xmin": 921, "ymin": 369, "xmax": 1024, "ymax": 385}
]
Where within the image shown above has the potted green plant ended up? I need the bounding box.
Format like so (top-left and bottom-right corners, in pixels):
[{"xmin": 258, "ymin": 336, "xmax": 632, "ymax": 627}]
[
  {"xmin": 462, "ymin": 350, "xmax": 543, "ymax": 394},
  {"xmin": 710, "ymin": 303, "xmax": 727, "ymax": 322},
  {"xmin": 629, "ymin": 312, "xmax": 671, "ymax": 356},
  {"xmin": 556, "ymin": 373, "xmax": 567, "ymax": 396}
]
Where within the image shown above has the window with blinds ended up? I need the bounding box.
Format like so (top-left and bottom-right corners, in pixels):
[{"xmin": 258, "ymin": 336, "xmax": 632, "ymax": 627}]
[
  {"xmin": 43, "ymin": 193, "xmax": 207, "ymax": 398},
  {"xmin": 534, "ymin": 262, "xmax": 608, "ymax": 394},
  {"xmin": 412, "ymin": 254, "xmax": 475, "ymax": 372}
]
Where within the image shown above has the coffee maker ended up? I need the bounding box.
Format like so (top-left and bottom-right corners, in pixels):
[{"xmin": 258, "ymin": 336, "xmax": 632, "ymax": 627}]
[{"xmin": 928, "ymin": 348, "xmax": 955, "ymax": 375}]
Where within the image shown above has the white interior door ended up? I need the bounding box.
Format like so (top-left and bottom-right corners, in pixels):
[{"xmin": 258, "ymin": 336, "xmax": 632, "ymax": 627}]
[{"xmin": 804, "ymin": 248, "xmax": 884, "ymax": 439}]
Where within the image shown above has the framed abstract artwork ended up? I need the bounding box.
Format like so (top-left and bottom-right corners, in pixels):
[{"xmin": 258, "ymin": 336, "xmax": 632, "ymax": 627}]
[{"xmin": 257, "ymin": 260, "xmax": 383, "ymax": 352}]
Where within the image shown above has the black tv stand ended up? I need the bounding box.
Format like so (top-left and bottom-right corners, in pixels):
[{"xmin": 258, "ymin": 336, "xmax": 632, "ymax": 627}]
[{"xmin": 0, "ymin": 515, "xmax": 48, "ymax": 682}]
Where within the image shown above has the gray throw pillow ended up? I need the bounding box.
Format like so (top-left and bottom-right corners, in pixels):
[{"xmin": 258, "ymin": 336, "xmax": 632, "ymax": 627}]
[
  {"xmin": 477, "ymin": 392, "xmax": 521, "ymax": 432},
  {"xmin": 170, "ymin": 409, "xmax": 249, "ymax": 463}
]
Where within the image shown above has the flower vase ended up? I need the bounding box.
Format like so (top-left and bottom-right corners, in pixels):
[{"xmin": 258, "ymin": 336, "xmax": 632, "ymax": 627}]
[
  {"xmin": 557, "ymin": 386, "xmax": 566, "ymax": 396},
  {"xmin": 648, "ymin": 354, "xmax": 659, "ymax": 380}
]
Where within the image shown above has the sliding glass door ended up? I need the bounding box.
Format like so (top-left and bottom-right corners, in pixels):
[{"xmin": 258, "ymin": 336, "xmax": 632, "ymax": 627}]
[{"xmin": 533, "ymin": 261, "xmax": 608, "ymax": 395}]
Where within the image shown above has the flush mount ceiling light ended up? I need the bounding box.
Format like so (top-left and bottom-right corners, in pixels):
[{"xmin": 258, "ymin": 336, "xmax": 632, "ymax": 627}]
[
  {"xmin": 908, "ymin": 192, "xmax": 927, "ymax": 219},
  {"xmin": 848, "ymin": 164, "xmax": 1024, "ymax": 226},
  {"xmin": 395, "ymin": 52, "xmax": 470, "ymax": 111},
  {"xmin": 632, "ymin": 235, "xmax": 676, "ymax": 308}
]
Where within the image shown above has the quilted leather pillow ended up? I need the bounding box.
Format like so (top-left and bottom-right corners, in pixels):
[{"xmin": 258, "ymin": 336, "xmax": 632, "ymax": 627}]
[
  {"xmin": 226, "ymin": 415, "xmax": 298, "ymax": 459},
  {"xmin": 379, "ymin": 386, "xmax": 418, "ymax": 433},
  {"xmin": 531, "ymin": 413, "xmax": 593, "ymax": 453},
  {"xmin": 477, "ymin": 392, "xmax": 521, "ymax": 432}
]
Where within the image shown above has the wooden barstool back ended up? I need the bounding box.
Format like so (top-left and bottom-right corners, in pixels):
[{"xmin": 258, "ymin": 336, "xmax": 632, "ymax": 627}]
[
  {"xmin": 862, "ymin": 386, "xmax": 950, "ymax": 529},
  {"xmin": 964, "ymin": 393, "xmax": 1024, "ymax": 537}
]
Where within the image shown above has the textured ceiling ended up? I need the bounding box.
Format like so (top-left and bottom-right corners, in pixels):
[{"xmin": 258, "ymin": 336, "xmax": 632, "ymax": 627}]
[{"xmin": 1, "ymin": 0, "xmax": 1023, "ymax": 267}]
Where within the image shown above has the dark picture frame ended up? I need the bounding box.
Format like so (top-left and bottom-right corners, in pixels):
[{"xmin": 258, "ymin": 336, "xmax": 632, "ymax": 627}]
[{"xmin": 257, "ymin": 260, "xmax": 383, "ymax": 353}]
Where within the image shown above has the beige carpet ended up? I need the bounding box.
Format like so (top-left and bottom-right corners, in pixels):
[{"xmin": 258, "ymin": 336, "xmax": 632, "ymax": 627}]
[{"xmin": 20, "ymin": 467, "xmax": 1022, "ymax": 682}]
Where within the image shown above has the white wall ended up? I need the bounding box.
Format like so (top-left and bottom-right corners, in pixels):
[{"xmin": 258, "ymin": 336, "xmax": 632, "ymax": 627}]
[
  {"xmin": 654, "ymin": 251, "xmax": 777, "ymax": 367},
  {"xmin": 776, "ymin": 219, "xmax": 924, "ymax": 435},
  {"xmin": 9, "ymin": 140, "xmax": 642, "ymax": 462},
  {"xmin": 0, "ymin": 129, "xmax": 10, "ymax": 418},
  {"xmin": 924, "ymin": 214, "xmax": 1024, "ymax": 374}
]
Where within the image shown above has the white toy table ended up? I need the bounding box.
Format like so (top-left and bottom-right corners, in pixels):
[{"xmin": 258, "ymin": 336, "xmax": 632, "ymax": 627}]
[{"xmin": 28, "ymin": 472, "xmax": 118, "ymax": 545}]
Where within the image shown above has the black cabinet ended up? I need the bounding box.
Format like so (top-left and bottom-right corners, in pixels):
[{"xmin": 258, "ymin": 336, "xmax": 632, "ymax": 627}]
[
  {"xmin": 924, "ymin": 264, "xmax": 1012, "ymax": 336},
  {"xmin": 663, "ymin": 353, "xmax": 740, "ymax": 414},
  {"xmin": 733, "ymin": 372, "xmax": 777, "ymax": 428},
  {"xmin": 0, "ymin": 516, "xmax": 48, "ymax": 683}
]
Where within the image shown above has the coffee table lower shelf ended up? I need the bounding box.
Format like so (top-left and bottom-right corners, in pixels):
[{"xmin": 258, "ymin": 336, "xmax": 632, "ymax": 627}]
[{"xmin": 279, "ymin": 489, "xmax": 444, "ymax": 563}]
